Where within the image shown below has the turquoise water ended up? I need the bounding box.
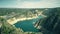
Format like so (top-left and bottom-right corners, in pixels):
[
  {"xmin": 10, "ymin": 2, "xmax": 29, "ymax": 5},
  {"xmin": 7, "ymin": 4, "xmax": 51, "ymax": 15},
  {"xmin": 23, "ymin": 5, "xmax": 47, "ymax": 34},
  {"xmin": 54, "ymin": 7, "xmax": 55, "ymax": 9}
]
[{"xmin": 14, "ymin": 16, "xmax": 43, "ymax": 32}]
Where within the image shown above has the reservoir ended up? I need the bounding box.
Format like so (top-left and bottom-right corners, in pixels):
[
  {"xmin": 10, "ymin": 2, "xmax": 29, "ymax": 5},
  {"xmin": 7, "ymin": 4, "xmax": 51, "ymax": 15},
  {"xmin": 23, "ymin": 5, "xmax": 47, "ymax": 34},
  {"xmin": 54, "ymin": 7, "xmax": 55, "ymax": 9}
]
[{"xmin": 14, "ymin": 16, "xmax": 43, "ymax": 32}]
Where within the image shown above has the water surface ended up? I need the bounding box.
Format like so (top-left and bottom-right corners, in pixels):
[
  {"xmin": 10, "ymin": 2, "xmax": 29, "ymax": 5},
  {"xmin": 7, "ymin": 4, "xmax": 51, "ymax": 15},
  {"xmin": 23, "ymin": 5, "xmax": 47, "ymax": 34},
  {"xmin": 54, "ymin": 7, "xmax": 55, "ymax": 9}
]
[{"xmin": 14, "ymin": 16, "xmax": 43, "ymax": 32}]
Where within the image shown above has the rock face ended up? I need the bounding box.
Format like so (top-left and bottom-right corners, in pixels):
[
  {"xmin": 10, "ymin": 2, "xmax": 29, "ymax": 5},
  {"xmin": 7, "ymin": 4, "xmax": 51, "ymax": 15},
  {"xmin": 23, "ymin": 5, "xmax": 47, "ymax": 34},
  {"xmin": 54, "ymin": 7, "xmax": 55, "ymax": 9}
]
[{"xmin": 34, "ymin": 8, "xmax": 60, "ymax": 34}]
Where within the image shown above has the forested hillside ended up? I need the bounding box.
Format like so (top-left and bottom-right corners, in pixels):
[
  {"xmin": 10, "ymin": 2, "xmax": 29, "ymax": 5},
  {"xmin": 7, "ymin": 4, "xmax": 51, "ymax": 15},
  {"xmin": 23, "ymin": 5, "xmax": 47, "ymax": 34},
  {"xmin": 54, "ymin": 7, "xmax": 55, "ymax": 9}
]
[{"xmin": 34, "ymin": 8, "xmax": 60, "ymax": 34}]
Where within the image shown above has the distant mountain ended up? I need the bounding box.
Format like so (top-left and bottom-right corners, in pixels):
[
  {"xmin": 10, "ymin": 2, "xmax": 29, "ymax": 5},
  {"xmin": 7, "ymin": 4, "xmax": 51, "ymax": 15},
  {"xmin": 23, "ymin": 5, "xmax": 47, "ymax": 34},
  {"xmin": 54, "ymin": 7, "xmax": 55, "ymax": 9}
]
[{"xmin": 0, "ymin": 8, "xmax": 57, "ymax": 16}]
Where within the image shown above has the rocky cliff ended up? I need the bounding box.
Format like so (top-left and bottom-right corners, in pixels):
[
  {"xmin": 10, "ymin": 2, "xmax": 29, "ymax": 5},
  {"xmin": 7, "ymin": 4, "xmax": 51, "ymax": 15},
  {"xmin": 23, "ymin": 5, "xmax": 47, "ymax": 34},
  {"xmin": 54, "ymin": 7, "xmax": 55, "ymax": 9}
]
[{"xmin": 34, "ymin": 8, "xmax": 60, "ymax": 34}]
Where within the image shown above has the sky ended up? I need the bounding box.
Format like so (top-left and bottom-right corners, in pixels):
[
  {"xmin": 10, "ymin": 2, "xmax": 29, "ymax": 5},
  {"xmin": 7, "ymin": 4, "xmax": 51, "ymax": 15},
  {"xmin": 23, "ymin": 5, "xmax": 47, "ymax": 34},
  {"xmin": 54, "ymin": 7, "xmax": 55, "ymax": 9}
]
[{"xmin": 0, "ymin": 0, "xmax": 60, "ymax": 8}]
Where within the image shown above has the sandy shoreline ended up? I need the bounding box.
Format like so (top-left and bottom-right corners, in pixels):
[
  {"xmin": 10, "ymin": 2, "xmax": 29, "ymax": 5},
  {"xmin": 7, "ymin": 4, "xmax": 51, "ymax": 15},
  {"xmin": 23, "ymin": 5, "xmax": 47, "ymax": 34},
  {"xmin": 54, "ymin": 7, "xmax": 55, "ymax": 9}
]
[{"xmin": 7, "ymin": 17, "xmax": 37, "ymax": 25}]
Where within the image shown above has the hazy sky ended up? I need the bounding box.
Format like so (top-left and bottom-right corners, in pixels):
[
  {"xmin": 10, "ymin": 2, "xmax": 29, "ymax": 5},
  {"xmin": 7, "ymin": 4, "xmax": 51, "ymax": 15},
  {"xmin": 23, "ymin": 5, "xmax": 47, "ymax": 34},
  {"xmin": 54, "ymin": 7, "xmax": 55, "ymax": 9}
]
[{"xmin": 0, "ymin": 0, "xmax": 60, "ymax": 8}]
